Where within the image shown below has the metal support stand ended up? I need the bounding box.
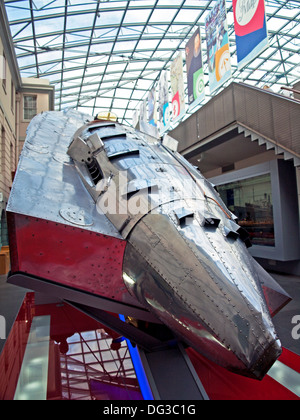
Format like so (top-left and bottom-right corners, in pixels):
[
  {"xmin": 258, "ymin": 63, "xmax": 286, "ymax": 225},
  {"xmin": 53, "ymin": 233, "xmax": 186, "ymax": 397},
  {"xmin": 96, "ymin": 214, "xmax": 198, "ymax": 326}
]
[{"xmin": 138, "ymin": 343, "xmax": 209, "ymax": 400}]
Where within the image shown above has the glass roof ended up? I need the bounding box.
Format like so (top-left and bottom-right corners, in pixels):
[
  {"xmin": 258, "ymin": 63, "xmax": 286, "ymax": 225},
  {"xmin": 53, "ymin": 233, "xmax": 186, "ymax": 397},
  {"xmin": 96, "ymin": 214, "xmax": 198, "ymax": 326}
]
[{"xmin": 4, "ymin": 0, "xmax": 300, "ymax": 127}]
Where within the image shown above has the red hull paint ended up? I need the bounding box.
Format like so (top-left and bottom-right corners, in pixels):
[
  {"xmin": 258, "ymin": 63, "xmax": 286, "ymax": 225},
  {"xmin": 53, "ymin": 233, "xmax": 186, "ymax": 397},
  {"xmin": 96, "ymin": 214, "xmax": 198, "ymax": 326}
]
[
  {"xmin": 0, "ymin": 293, "xmax": 142, "ymax": 400},
  {"xmin": 187, "ymin": 347, "xmax": 300, "ymax": 400},
  {"xmin": 0, "ymin": 293, "xmax": 35, "ymax": 400},
  {"xmin": 8, "ymin": 213, "xmax": 128, "ymax": 303}
]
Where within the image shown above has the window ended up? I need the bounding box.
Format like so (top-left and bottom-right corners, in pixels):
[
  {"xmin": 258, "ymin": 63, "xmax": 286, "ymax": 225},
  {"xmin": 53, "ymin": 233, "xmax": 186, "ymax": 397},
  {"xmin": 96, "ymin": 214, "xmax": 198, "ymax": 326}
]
[
  {"xmin": 10, "ymin": 142, "xmax": 14, "ymax": 175},
  {"xmin": 23, "ymin": 95, "xmax": 37, "ymax": 120},
  {"xmin": 11, "ymin": 81, "xmax": 15, "ymax": 113},
  {"xmin": 1, "ymin": 52, "xmax": 6, "ymax": 90},
  {"xmin": 217, "ymin": 174, "xmax": 275, "ymax": 247},
  {"xmin": 1, "ymin": 125, "xmax": 4, "ymax": 172}
]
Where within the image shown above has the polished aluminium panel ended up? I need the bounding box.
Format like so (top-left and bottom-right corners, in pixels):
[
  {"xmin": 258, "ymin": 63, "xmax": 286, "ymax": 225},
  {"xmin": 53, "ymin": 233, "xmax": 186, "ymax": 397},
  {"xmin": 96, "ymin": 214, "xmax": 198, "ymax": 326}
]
[
  {"xmin": 68, "ymin": 114, "xmax": 290, "ymax": 380},
  {"xmin": 6, "ymin": 110, "xmax": 142, "ymax": 309},
  {"xmin": 7, "ymin": 110, "xmax": 121, "ymax": 239},
  {"xmin": 8, "ymin": 110, "xmax": 291, "ymax": 380}
]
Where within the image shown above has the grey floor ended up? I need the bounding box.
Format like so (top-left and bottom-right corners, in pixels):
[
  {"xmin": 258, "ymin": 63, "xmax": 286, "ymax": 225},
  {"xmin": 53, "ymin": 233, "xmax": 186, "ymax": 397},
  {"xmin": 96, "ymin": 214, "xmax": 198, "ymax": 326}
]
[
  {"xmin": 271, "ymin": 272, "xmax": 300, "ymax": 356},
  {"xmin": 0, "ymin": 271, "xmax": 299, "ymax": 356},
  {"xmin": 0, "ymin": 274, "xmax": 29, "ymax": 354}
]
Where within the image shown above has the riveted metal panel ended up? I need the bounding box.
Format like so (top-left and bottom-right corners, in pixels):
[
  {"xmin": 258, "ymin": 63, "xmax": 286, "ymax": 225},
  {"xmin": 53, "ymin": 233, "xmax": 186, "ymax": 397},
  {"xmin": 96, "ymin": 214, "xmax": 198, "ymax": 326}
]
[
  {"xmin": 9, "ymin": 213, "xmax": 130, "ymax": 303},
  {"xmin": 7, "ymin": 110, "xmax": 122, "ymax": 239},
  {"xmin": 7, "ymin": 108, "xmax": 292, "ymax": 382}
]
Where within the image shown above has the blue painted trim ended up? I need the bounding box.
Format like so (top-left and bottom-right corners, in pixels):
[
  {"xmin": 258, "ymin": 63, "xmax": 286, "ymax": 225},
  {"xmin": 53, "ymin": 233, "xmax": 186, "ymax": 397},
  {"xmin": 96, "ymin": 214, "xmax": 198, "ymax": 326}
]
[{"xmin": 119, "ymin": 315, "xmax": 154, "ymax": 400}]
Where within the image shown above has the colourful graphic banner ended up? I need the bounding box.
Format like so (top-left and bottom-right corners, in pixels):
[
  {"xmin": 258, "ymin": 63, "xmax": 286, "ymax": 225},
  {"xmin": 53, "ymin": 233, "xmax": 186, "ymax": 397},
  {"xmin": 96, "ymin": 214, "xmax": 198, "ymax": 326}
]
[
  {"xmin": 205, "ymin": 0, "xmax": 231, "ymax": 94},
  {"xmin": 148, "ymin": 88, "xmax": 157, "ymax": 127},
  {"xmin": 158, "ymin": 70, "xmax": 170, "ymax": 134},
  {"xmin": 139, "ymin": 99, "xmax": 147, "ymax": 125},
  {"xmin": 233, "ymin": 0, "xmax": 269, "ymax": 70},
  {"xmin": 185, "ymin": 28, "xmax": 205, "ymax": 108},
  {"xmin": 132, "ymin": 108, "xmax": 139, "ymax": 128},
  {"xmin": 170, "ymin": 52, "xmax": 185, "ymax": 123}
]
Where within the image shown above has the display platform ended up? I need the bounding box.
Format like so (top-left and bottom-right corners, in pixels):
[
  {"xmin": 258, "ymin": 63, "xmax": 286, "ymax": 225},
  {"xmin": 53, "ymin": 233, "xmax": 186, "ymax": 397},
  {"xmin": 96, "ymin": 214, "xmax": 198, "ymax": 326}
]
[{"xmin": 0, "ymin": 292, "xmax": 299, "ymax": 401}]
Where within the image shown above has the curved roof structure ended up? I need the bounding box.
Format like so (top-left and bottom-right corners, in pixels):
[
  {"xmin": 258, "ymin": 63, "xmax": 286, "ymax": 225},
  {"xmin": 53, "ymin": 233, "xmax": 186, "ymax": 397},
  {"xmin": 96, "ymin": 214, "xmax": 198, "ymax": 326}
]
[{"xmin": 4, "ymin": 0, "xmax": 300, "ymax": 127}]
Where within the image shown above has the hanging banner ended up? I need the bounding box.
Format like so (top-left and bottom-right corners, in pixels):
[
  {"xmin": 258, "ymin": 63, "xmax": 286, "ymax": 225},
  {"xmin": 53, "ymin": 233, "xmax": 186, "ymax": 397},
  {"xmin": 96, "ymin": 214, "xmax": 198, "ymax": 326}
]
[
  {"xmin": 185, "ymin": 27, "xmax": 205, "ymax": 109},
  {"xmin": 158, "ymin": 70, "xmax": 170, "ymax": 134},
  {"xmin": 205, "ymin": 0, "xmax": 232, "ymax": 94},
  {"xmin": 132, "ymin": 108, "xmax": 139, "ymax": 129},
  {"xmin": 170, "ymin": 52, "xmax": 185, "ymax": 123},
  {"xmin": 233, "ymin": 0, "xmax": 269, "ymax": 70},
  {"xmin": 139, "ymin": 99, "xmax": 147, "ymax": 125},
  {"xmin": 148, "ymin": 87, "xmax": 157, "ymax": 127}
]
